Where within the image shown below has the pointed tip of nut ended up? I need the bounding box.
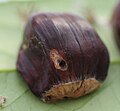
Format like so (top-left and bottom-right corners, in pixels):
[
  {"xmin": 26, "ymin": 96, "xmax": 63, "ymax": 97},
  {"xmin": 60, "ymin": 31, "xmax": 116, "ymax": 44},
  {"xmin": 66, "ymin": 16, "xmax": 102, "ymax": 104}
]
[{"xmin": 42, "ymin": 78, "xmax": 101, "ymax": 102}]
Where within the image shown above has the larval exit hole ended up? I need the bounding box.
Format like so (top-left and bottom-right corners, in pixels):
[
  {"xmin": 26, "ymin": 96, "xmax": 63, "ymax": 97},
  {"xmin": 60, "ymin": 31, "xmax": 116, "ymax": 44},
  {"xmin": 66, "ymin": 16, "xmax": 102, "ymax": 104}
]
[
  {"xmin": 50, "ymin": 49, "xmax": 68, "ymax": 71},
  {"xmin": 57, "ymin": 59, "xmax": 67, "ymax": 69}
]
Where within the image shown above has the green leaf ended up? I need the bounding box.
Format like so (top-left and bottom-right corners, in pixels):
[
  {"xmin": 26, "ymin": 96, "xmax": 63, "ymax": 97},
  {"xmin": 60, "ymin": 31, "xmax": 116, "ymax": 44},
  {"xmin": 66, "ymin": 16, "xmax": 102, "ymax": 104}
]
[{"xmin": 0, "ymin": 0, "xmax": 120, "ymax": 111}]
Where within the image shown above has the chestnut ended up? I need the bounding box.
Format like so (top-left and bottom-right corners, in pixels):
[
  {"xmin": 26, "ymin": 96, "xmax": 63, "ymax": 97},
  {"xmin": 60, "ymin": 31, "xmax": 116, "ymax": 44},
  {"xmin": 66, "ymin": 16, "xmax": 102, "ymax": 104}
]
[
  {"xmin": 17, "ymin": 13, "xmax": 109, "ymax": 102},
  {"xmin": 111, "ymin": 1, "xmax": 120, "ymax": 49}
]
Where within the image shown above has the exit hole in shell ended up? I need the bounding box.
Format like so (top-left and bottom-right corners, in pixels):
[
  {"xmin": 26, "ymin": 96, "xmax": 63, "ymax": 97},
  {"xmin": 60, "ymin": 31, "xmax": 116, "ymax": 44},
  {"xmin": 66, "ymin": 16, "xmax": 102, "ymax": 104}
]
[
  {"xmin": 63, "ymin": 96, "xmax": 69, "ymax": 99},
  {"xmin": 50, "ymin": 49, "xmax": 68, "ymax": 71},
  {"xmin": 57, "ymin": 59, "xmax": 67, "ymax": 69}
]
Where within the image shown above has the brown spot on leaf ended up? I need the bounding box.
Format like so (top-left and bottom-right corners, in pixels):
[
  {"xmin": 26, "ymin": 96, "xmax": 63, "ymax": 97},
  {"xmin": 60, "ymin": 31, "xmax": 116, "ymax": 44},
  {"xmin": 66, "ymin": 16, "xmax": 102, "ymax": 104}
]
[{"xmin": 0, "ymin": 96, "xmax": 6, "ymax": 107}]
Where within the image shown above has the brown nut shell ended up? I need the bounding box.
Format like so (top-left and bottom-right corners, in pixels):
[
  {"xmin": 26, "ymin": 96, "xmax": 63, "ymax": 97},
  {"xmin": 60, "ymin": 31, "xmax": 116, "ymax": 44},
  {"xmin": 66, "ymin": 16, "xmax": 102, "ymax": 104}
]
[
  {"xmin": 111, "ymin": 1, "xmax": 120, "ymax": 50},
  {"xmin": 17, "ymin": 13, "xmax": 109, "ymax": 102}
]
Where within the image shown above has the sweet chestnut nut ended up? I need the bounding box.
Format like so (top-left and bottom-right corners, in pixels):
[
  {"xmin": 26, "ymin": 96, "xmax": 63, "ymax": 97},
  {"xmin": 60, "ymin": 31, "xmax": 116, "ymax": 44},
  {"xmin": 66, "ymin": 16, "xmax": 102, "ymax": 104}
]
[
  {"xmin": 111, "ymin": 1, "xmax": 120, "ymax": 49},
  {"xmin": 17, "ymin": 13, "xmax": 109, "ymax": 102}
]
